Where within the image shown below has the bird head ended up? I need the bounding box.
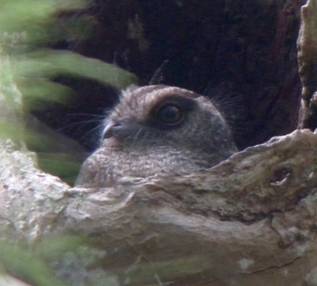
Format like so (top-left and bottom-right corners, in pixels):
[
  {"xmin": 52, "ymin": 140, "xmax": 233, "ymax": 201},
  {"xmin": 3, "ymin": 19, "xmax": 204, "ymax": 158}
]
[{"xmin": 101, "ymin": 85, "xmax": 237, "ymax": 157}]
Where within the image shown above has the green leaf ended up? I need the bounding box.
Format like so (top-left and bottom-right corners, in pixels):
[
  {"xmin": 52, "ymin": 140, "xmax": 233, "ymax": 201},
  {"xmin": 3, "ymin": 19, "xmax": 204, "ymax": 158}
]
[{"xmin": 14, "ymin": 50, "xmax": 138, "ymax": 90}]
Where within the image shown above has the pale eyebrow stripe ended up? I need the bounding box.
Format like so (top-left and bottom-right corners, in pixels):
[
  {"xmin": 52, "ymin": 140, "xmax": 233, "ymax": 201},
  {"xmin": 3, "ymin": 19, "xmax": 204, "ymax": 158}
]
[{"xmin": 145, "ymin": 86, "xmax": 174, "ymax": 99}]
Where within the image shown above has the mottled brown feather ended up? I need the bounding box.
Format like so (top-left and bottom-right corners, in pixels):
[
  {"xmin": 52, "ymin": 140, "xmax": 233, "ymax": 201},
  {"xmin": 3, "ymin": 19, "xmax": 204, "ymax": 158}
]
[{"xmin": 76, "ymin": 85, "xmax": 237, "ymax": 187}]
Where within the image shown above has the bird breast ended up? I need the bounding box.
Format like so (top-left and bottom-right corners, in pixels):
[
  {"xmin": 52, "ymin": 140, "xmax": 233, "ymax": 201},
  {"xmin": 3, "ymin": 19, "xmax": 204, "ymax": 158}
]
[{"xmin": 76, "ymin": 145, "xmax": 220, "ymax": 187}]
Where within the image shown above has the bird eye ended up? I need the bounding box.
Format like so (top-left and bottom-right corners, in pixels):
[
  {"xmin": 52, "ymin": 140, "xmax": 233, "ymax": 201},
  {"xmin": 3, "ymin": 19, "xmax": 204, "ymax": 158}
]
[{"xmin": 156, "ymin": 104, "xmax": 183, "ymax": 125}]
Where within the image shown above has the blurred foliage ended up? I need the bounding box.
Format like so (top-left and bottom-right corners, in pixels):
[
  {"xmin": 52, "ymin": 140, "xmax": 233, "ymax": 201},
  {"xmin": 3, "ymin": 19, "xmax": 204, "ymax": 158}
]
[
  {"xmin": 0, "ymin": 0, "xmax": 137, "ymax": 183},
  {"xmin": 0, "ymin": 0, "xmax": 137, "ymax": 106},
  {"xmin": 37, "ymin": 152, "xmax": 84, "ymax": 184},
  {"xmin": 0, "ymin": 235, "xmax": 212, "ymax": 286},
  {"xmin": 13, "ymin": 50, "xmax": 135, "ymax": 106},
  {"xmin": 0, "ymin": 1, "xmax": 135, "ymax": 285},
  {"xmin": 0, "ymin": 240, "xmax": 68, "ymax": 286},
  {"xmin": 0, "ymin": 236, "xmax": 121, "ymax": 286},
  {"xmin": 0, "ymin": 0, "xmax": 86, "ymax": 48}
]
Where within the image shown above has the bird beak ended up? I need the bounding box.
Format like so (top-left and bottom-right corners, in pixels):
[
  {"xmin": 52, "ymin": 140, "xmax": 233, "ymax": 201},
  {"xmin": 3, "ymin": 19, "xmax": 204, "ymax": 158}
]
[{"xmin": 102, "ymin": 121, "xmax": 141, "ymax": 140}]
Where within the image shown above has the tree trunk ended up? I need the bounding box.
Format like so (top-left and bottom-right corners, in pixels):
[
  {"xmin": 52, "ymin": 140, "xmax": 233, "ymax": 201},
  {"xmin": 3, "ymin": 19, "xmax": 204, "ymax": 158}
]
[{"xmin": 1, "ymin": 0, "xmax": 317, "ymax": 285}]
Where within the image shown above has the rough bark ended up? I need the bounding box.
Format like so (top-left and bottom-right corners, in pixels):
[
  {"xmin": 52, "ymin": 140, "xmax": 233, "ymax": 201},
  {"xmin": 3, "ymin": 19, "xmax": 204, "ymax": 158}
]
[
  {"xmin": 1, "ymin": 129, "xmax": 317, "ymax": 286},
  {"xmin": 298, "ymin": 0, "xmax": 317, "ymax": 129}
]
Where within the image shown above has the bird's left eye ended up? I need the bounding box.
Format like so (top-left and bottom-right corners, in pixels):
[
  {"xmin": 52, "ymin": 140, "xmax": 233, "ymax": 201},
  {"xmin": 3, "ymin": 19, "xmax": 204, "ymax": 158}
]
[{"xmin": 156, "ymin": 104, "xmax": 183, "ymax": 125}]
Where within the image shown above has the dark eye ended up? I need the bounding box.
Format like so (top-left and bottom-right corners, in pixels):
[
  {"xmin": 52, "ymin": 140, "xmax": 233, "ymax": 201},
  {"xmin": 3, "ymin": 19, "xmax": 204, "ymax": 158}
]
[{"xmin": 156, "ymin": 104, "xmax": 183, "ymax": 125}]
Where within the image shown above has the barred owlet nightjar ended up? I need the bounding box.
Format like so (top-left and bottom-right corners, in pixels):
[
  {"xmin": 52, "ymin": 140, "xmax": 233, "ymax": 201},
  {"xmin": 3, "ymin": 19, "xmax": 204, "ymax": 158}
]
[{"xmin": 76, "ymin": 85, "xmax": 237, "ymax": 187}]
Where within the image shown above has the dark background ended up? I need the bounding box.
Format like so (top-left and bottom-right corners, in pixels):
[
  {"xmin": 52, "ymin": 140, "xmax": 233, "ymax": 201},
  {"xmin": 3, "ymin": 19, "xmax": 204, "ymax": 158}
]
[{"xmin": 35, "ymin": 0, "xmax": 305, "ymax": 151}]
